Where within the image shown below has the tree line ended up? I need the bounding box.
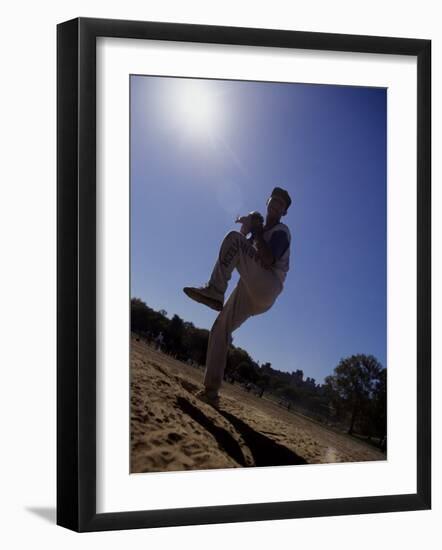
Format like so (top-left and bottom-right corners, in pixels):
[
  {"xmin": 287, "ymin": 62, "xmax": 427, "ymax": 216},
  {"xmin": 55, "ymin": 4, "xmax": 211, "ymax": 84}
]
[{"xmin": 131, "ymin": 297, "xmax": 386, "ymax": 449}]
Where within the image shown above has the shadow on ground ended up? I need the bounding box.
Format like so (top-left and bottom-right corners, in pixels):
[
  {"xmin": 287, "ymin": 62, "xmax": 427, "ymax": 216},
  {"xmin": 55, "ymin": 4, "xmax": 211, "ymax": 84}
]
[
  {"xmin": 218, "ymin": 409, "xmax": 308, "ymax": 467},
  {"xmin": 177, "ymin": 396, "xmax": 308, "ymax": 468},
  {"xmin": 176, "ymin": 397, "xmax": 246, "ymax": 466}
]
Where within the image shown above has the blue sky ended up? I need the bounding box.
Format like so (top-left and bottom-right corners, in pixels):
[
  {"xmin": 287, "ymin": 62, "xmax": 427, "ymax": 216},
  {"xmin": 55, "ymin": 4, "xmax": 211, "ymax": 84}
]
[{"xmin": 130, "ymin": 75, "xmax": 386, "ymax": 384}]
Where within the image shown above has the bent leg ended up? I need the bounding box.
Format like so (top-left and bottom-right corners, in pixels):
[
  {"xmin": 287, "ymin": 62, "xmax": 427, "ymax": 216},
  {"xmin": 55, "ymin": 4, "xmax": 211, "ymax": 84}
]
[{"xmin": 209, "ymin": 230, "xmax": 282, "ymax": 309}]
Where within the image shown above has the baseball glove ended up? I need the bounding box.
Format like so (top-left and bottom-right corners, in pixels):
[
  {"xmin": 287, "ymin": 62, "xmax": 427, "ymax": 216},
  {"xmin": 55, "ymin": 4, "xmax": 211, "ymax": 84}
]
[{"xmin": 235, "ymin": 211, "xmax": 264, "ymax": 237}]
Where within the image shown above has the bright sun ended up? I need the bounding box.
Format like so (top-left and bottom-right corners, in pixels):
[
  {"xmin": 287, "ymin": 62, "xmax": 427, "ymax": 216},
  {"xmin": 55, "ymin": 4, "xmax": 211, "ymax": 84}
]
[{"xmin": 169, "ymin": 79, "xmax": 223, "ymax": 142}]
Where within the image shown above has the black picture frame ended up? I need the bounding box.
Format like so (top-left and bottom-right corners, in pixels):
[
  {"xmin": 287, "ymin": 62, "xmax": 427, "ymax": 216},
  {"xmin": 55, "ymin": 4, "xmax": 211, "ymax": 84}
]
[{"xmin": 57, "ymin": 17, "xmax": 431, "ymax": 532}]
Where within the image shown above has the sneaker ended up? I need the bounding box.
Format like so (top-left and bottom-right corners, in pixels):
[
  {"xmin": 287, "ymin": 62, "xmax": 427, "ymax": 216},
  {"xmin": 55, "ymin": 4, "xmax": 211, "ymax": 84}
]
[
  {"xmin": 195, "ymin": 389, "xmax": 220, "ymax": 408},
  {"xmin": 183, "ymin": 284, "xmax": 224, "ymax": 311}
]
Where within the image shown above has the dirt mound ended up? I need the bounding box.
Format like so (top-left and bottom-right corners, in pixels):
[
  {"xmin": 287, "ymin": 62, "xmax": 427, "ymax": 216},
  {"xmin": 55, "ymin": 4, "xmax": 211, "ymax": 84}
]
[{"xmin": 130, "ymin": 336, "xmax": 385, "ymax": 473}]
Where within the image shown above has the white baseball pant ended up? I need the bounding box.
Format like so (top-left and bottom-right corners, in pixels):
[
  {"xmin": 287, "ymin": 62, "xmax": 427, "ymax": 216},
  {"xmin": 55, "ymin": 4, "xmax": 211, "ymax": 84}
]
[{"xmin": 204, "ymin": 230, "xmax": 283, "ymax": 392}]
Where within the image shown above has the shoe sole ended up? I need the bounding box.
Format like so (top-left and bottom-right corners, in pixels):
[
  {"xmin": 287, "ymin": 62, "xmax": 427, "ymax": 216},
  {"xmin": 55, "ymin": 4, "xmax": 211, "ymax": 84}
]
[{"xmin": 183, "ymin": 287, "xmax": 223, "ymax": 311}]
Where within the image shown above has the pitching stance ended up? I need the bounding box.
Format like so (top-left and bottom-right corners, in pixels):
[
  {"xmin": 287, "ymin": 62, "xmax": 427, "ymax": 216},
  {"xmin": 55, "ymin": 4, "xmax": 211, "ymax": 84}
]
[{"xmin": 184, "ymin": 187, "xmax": 292, "ymax": 406}]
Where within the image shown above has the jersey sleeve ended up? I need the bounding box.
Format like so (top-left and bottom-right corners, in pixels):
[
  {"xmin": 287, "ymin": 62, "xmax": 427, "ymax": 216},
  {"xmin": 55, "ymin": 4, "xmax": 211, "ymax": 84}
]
[{"xmin": 268, "ymin": 229, "xmax": 290, "ymax": 262}]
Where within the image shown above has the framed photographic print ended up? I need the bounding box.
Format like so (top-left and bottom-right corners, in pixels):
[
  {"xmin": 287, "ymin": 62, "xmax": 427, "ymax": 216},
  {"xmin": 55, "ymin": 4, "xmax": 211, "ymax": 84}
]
[{"xmin": 57, "ymin": 17, "xmax": 431, "ymax": 532}]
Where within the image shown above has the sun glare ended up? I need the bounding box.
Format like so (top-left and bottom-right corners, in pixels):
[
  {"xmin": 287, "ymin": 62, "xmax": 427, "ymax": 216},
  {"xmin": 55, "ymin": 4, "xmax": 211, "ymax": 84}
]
[{"xmin": 168, "ymin": 79, "xmax": 223, "ymax": 141}]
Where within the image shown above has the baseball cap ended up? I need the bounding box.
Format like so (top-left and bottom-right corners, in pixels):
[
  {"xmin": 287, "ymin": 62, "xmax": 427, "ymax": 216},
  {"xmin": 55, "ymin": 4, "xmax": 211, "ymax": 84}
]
[{"xmin": 270, "ymin": 187, "xmax": 292, "ymax": 210}]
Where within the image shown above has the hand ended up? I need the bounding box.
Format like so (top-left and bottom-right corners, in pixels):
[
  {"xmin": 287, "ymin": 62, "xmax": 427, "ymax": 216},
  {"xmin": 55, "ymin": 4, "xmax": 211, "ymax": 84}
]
[
  {"xmin": 249, "ymin": 215, "xmax": 264, "ymax": 241},
  {"xmin": 236, "ymin": 211, "xmax": 264, "ymax": 236},
  {"xmin": 250, "ymin": 218, "xmax": 264, "ymax": 237},
  {"xmin": 235, "ymin": 214, "xmax": 252, "ymax": 236},
  {"xmin": 235, "ymin": 215, "xmax": 250, "ymax": 224}
]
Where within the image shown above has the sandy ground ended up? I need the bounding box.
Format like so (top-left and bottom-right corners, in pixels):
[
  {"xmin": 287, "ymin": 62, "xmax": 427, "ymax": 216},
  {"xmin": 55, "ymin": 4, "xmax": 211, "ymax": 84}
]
[{"xmin": 130, "ymin": 335, "xmax": 386, "ymax": 473}]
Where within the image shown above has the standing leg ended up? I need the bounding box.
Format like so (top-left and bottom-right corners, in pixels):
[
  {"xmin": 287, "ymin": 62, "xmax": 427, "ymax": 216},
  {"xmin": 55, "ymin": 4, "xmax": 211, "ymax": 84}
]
[{"xmin": 203, "ymin": 279, "xmax": 263, "ymax": 393}]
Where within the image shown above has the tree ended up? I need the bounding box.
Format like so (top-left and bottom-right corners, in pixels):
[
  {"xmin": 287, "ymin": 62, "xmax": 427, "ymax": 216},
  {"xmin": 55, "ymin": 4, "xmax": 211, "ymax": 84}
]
[
  {"xmin": 166, "ymin": 314, "xmax": 185, "ymax": 355},
  {"xmin": 256, "ymin": 374, "xmax": 271, "ymax": 397},
  {"xmin": 371, "ymin": 367, "xmax": 387, "ymax": 442},
  {"xmin": 130, "ymin": 299, "xmax": 169, "ymax": 337},
  {"xmin": 182, "ymin": 325, "xmax": 209, "ymax": 365},
  {"xmin": 236, "ymin": 361, "xmax": 259, "ymax": 384},
  {"xmin": 130, "ymin": 298, "xmax": 152, "ymax": 332},
  {"xmin": 281, "ymin": 386, "xmax": 299, "ymax": 402},
  {"xmin": 260, "ymin": 362, "xmax": 272, "ymax": 373},
  {"xmin": 226, "ymin": 347, "xmax": 253, "ymax": 378},
  {"xmin": 325, "ymin": 354, "xmax": 384, "ymax": 435},
  {"xmin": 291, "ymin": 369, "xmax": 304, "ymax": 386}
]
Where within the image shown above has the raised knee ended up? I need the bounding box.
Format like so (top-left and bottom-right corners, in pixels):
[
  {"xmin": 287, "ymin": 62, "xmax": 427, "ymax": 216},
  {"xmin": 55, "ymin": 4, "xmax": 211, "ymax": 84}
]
[
  {"xmin": 223, "ymin": 230, "xmax": 249, "ymax": 251},
  {"xmin": 224, "ymin": 230, "xmax": 242, "ymax": 242}
]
